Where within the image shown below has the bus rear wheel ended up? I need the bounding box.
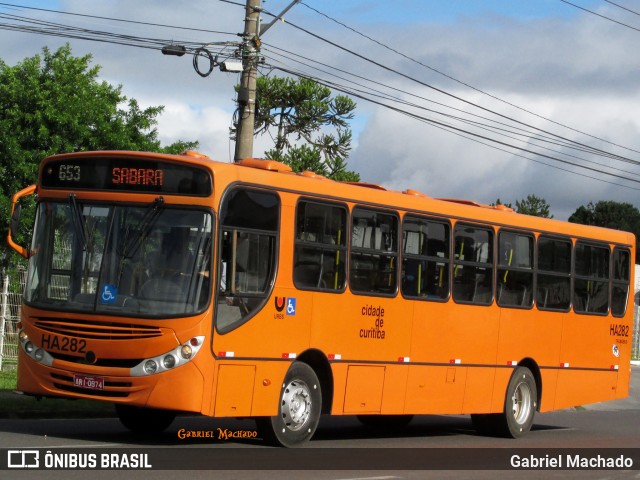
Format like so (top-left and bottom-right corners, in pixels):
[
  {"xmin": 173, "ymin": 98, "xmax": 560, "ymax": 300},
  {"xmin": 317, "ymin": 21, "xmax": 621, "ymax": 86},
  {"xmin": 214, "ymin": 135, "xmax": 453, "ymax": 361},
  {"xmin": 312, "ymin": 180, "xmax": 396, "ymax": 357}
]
[
  {"xmin": 257, "ymin": 362, "xmax": 322, "ymax": 447},
  {"xmin": 493, "ymin": 366, "xmax": 537, "ymax": 438},
  {"xmin": 115, "ymin": 404, "xmax": 176, "ymax": 434}
]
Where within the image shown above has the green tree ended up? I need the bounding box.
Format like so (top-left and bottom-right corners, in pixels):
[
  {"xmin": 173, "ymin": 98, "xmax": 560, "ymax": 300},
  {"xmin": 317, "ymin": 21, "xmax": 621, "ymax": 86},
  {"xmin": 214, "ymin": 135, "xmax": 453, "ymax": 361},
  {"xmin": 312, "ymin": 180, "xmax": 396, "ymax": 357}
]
[
  {"xmin": 515, "ymin": 194, "xmax": 553, "ymax": 218},
  {"xmin": 491, "ymin": 198, "xmax": 513, "ymax": 208},
  {"xmin": 249, "ymin": 76, "xmax": 359, "ymax": 181},
  {"xmin": 569, "ymin": 200, "xmax": 640, "ymax": 263},
  {"xmin": 0, "ymin": 44, "xmax": 197, "ymax": 262}
]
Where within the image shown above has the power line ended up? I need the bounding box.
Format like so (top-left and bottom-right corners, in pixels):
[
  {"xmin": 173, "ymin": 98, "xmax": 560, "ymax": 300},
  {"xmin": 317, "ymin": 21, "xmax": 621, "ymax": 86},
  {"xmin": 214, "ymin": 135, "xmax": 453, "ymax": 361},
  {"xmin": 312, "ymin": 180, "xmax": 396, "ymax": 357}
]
[
  {"xmin": 266, "ymin": 10, "xmax": 640, "ymax": 170},
  {"xmin": 270, "ymin": 65, "xmax": 640, "ymax": 192},
  {"xmin": 261, "ymin": 39, "xmax": 640, "ymax": 178},
  {"xmin": 0, "ymin": 10, "xmax": 237, "ymax": 58},
  {"xmin": 262, "ymin": 42, "xmax": 632, "ymax": 179},
  {"xmin": 0, "ymin": 2, "xmax": 237, "ymax": 36},
  {"xmin": 558, "ymin": 0, "xmax": 640, "ymax": 33},
  {"xmin": 604, "ymin": 0, "xmax": 640, "ymax": 17},
  {"xmin": 7, "ymin": 0, "xmax": 639, "ymax": 170},
  {"xmin": 261, "ymin": 44, "xmax": 640, "ymax": 180},
  {"xmin": 297, "ymin": 1, "xmax": 640, "ymax": 159}
]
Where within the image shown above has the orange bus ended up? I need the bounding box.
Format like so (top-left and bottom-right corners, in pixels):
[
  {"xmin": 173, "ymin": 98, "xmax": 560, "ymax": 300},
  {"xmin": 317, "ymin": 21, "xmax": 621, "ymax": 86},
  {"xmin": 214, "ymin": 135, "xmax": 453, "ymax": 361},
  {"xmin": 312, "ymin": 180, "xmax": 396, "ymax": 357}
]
[{"xmin": 7, "ymin": 150, "xmax": 635, "ymax": 447}]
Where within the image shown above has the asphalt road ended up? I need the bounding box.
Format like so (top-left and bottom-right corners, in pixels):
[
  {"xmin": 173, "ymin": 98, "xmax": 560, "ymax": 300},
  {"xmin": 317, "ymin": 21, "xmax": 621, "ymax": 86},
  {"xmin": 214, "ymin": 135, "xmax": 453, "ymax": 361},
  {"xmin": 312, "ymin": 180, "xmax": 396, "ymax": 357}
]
[{"xmin": 1, "ymin": 365, "xmax": 639, "ymax": 480}]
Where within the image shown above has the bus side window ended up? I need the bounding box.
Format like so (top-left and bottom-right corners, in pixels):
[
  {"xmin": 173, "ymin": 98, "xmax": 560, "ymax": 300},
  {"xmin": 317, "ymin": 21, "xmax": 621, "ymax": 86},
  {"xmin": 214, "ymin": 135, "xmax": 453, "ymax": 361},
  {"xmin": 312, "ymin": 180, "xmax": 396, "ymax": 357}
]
[
  {"xmin": 573, "ymin": 241, "xmax": 610, "ymax": 315},
  {"xmin": 401, "ymin": 216, "xmax": 450, "ymax": 300},
  {"xmin": 497, "ymin": 231, "xmax": 533, "ymax": 308},
  {"xmin": 536, "ymin": 236, "xmax": 571, "ymax": 311},
  {"xmin": 293, "ymin": 201, "xmax": 347, "ymax": 291},
  {"xmin": 216, "ymin": 188, "xmax": 280, "ymax": 332},
  {"xmin": 350, "ymin": 208, "xmax": 399, "ymax": 295},
  {"xmin": 611, "ymin": 247, "xmax": 631, "ymax": 317},
  {"xmin": 452, "ymin": 224, "xmax": 493, "ymax": 305}
]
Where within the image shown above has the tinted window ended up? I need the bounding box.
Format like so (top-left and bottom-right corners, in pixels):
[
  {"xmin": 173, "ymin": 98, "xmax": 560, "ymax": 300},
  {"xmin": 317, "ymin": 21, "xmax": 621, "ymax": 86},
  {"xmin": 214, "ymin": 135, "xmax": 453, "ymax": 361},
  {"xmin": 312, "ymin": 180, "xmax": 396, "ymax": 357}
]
[
  {"xmin": 217, "ymin": 188, "xmax": 279, "ymax": 332},
  {"xmin": 350, "ymin": 208, "xmax": 399, "ymax": 295},
  {"xmin": 452, "ymin": 224, "xmax": 493, "ymax": 305},
  {"xmin": 402, "ymin": 216, "xmax": 450, "ymax": 300},
  {"xmin": 573, "ymin": 242, "xmax": 610, "ymax": 315},
  {"xmin": 294, "ymin": 201, "xmax": 347, "ymax": 291},
  {"xmin": 497, "ymin": 231, "xmax": 533, "ymax": 308},
  {"xmin": 611, "ymin": 248, "xmax": 630, "ymax": 317},
  {"xmin": 536, "ymin": 236, "xmax": 572, "ymax": 311}
]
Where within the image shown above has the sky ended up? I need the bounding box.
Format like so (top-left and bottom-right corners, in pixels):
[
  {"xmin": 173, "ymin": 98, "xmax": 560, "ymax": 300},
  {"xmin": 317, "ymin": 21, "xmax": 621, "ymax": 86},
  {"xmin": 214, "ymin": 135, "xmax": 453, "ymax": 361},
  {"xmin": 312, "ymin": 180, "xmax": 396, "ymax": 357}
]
[{"xmin": 1, "ymin": 0, "xmax": 639, "ymax": 219}]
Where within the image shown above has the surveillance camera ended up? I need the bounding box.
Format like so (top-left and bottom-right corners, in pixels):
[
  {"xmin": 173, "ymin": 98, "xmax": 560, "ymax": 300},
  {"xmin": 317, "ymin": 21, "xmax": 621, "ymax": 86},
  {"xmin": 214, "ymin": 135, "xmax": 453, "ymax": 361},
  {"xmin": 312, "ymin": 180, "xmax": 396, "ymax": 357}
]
[{"xmin": 220, "ymin": 61, "xmax": 243, "ymax": 73}]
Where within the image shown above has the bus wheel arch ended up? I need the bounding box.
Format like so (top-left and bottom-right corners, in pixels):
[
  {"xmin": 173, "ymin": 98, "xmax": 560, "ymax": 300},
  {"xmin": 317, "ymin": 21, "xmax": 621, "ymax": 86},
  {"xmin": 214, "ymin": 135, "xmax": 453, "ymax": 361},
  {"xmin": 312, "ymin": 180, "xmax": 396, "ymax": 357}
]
[{"xmin": 296, "ymin": 349, "xmax": 334, "ymax": 414}]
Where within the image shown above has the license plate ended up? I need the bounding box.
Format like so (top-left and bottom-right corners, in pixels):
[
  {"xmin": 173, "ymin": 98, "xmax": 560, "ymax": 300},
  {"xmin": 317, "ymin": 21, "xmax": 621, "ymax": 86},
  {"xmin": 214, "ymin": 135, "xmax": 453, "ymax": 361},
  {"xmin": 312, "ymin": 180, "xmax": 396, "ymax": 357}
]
[{"xmin": 73, "ymin": 374, "xmax": 104, "ymax": 390}]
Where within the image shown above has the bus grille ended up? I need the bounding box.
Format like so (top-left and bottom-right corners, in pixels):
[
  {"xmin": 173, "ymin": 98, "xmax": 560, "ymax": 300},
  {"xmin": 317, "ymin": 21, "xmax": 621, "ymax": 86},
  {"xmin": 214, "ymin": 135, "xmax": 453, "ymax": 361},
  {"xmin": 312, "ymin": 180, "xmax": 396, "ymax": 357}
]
[
  {"xmin": 51, "ymin": 373, "xmax": 132, "ymax": 398},
  {"xmin": 33, "ymin": 317, "xmax": 162, "ymax": 340},
  {"xmin": 48, "ymin": 351, "xmax": 142, "ymax": 368}
]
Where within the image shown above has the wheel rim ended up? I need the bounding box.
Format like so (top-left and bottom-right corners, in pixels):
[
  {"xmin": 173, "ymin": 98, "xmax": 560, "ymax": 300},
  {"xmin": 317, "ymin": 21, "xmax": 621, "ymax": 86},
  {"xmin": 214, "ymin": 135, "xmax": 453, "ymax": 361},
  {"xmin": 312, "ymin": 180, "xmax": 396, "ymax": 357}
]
[
  {"xmin": 281, "ymin": 378, "xmax": 312, "ymax": 432},
  {"xmin": 511, "ymin": 380, "xmax": 532, "ymax": 425}
]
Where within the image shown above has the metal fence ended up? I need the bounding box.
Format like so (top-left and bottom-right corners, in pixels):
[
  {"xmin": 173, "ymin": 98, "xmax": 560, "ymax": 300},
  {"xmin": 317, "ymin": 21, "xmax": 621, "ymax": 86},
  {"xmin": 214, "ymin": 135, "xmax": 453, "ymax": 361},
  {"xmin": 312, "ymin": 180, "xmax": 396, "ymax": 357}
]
[{"xmin": 0, "ymin": 269, "xmax": 26, "ymax": 371}]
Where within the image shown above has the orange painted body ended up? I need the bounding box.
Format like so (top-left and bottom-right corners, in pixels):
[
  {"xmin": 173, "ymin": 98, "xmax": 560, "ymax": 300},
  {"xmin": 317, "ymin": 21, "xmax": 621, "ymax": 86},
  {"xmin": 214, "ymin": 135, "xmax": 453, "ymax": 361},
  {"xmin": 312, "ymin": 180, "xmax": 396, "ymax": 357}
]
[{"xmin": 13, "ymin": 151, "xmax": 634, "ymax": 422}]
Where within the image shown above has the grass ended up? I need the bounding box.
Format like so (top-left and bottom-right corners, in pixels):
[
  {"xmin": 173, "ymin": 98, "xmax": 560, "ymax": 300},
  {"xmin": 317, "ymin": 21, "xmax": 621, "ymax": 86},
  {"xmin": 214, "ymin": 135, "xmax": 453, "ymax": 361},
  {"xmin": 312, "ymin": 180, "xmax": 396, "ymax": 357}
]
[{"xmin": 0, "ymin": 369, "xmax": 17, "ymax": 390}]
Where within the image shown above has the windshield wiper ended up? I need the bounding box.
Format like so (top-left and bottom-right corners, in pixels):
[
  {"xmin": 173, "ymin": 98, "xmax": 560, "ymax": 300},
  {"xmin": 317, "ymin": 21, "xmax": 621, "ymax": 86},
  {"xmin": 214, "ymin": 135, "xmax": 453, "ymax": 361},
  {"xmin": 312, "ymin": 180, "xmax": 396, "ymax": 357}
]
[
  {"xmin": 68, "ymin": 193, "xmax": 89, "ymax": 251},
  {"xmin": 121, "ymin": 196, "xmax": 165, "ymax": 260}
]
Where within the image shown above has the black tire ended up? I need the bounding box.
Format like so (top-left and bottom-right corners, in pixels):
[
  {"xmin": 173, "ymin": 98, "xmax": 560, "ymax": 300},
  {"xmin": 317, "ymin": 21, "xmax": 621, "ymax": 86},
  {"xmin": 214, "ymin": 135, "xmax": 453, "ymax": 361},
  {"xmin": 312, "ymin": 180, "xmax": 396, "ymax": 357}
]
[
  {"xmin": 492, "ymin": 366, "xmax": 537, "ymax": 438},
  {"xmin": 257, "ymin": 362, "xmax": 322, "ymax": 447},
  {"xmin": 357, "ymin": 414, "xmax": 414, "ymax": 430},
  {"xmin": 115, "ymin": 404, "xmax": 176, "ymax": 434}
]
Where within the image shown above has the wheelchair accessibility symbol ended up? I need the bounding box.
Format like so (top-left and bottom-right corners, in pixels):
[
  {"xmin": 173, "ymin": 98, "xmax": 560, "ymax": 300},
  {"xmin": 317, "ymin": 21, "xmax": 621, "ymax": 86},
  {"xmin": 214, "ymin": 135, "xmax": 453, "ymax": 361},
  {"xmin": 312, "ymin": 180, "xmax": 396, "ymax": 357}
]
[
  {"xmin": 286, "ymin": 298, "xmax": 296, "ymax": 316},
  {"xmin": 100, "ymin": 284, "xmax": 117, "ymax": 304}
]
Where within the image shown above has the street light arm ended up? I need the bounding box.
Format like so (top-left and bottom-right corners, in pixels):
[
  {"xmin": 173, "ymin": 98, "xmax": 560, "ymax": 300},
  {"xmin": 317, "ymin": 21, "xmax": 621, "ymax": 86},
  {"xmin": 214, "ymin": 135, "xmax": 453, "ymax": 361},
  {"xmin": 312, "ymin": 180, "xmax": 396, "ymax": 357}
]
[{"xmin": 259, "ymin": 0, "xmax": 301, "ymax": 36}]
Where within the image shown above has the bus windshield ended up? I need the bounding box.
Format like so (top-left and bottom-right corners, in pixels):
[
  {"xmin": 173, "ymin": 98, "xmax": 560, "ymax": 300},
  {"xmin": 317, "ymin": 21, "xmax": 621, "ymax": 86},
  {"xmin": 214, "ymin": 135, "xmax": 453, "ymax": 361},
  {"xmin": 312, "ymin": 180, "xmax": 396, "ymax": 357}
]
[{"xmin": 25, "ymin": 200, "xmax": 213, "ymax": 317}]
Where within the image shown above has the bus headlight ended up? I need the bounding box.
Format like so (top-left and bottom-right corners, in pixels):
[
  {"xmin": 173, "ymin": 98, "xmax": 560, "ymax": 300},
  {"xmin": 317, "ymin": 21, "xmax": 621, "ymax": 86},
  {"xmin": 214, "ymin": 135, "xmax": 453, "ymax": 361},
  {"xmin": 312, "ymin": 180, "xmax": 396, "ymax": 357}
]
[
  {"xmin": 131, "ymin": 336, "xmax": 205, "ymax": 377},
  {"xmin": 19, "ymin": 331, "xmax": 54, "ymax": 366},
  {"xmin": 180, "ymin": 345, "xmax": 193, "ymax": 360},
  {"xmin": 162, "ymin": 354, "xmax": 177, "ymax": 369},
  {"xmin": 144, "ymin": 360, "xmax": 158, "ymax": 375}
]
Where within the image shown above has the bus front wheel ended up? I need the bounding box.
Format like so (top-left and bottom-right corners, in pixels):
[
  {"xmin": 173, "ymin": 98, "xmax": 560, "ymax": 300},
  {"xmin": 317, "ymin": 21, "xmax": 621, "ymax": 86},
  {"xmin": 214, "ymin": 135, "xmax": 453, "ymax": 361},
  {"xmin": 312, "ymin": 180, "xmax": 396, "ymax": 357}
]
[
  {"xmin": 115, "ymin": 404, "xmax": 176, "ymax": 434},
  {"xmin": 257, "ymin": 362, "xmax": 322, "ymax": 447}
]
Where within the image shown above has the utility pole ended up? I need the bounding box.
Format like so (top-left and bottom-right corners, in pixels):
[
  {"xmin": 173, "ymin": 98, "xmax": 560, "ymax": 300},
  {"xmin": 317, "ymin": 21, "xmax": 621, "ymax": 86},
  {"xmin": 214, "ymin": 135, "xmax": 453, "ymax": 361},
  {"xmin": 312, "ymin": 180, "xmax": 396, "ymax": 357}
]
[
  {"xmin": 161, "ymin": 1, "xmax": 300, "ymax": 163},
  {"xmin": 234, "ymin": 0, "xmax": 261, "ymax": 163}
]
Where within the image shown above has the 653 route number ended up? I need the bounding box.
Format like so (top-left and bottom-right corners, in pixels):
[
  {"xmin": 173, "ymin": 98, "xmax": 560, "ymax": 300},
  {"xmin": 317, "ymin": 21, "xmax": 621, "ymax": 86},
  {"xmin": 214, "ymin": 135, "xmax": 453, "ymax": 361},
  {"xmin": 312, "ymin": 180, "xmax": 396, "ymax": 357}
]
[{"xmin": 41, "ymin": 334, "xmax": 87, "ymax": 354}]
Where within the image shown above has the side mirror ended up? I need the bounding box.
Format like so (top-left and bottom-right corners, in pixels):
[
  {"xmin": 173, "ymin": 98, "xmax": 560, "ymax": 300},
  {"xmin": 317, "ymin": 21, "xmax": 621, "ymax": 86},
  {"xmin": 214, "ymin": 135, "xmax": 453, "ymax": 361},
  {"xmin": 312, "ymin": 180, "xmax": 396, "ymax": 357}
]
[
  {"xmin": 7, "ymin": 184, "xmax": 36, "ymax": 259},
  {"xmin": 10, "ymin": 203, "xmax": 21, "ymax": 237}
]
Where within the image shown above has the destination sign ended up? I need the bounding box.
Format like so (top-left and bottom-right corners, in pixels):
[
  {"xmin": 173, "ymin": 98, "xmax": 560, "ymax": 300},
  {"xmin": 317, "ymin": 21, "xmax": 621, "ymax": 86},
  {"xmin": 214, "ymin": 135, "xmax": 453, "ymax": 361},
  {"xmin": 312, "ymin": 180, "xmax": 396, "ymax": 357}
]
[{"xmin": 41, "ymin": 156, "xmax": 212, "ymax": 196}]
